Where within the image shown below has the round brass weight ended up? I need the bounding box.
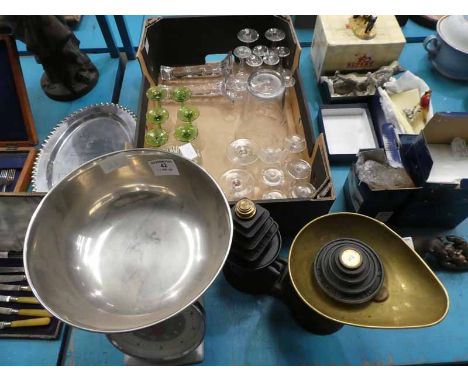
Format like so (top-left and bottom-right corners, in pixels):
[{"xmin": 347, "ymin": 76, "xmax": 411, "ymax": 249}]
[
  {"xmin": 235, "ymin": 199, "xmax": 257, "ymax": 220},
  {"xmin": 339, "ymin": 249, "xmax": 363, "ymax": 269}
]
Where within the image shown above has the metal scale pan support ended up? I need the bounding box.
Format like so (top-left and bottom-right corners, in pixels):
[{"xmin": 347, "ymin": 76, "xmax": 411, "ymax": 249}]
[
  {"xmin": 224, "ymin": 199, "xmax": 450, "ymax": 334},
  {"xmin": 107, "ymin": 300, "xmax": 205, "ymax": 365}
]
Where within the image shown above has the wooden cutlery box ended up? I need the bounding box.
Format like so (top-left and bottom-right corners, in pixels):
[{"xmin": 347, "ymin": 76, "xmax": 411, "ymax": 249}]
[
  {"xmin": 0, "ymin": 34, "xmax": 37, "ymax": 192},
  {"xmin": 0, "ymin": 194, "xmax": 63, "ymax": 339}
]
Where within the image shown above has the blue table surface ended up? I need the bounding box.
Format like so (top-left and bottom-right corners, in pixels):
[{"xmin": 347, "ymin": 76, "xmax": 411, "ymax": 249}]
[{"xmin": 2, "ymin": 18, "xmax": 468, "ymax": 366}]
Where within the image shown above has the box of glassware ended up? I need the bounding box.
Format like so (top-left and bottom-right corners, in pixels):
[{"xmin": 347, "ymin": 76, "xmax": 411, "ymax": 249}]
[
  {"xmin": 343, "ymin": 147, "xmax": 421, "ymax": 224},
  {"xmin": 311, "ymin": 15, "xmax": 406, "ymax": 78},
  {"xmin": 136, "ymin": 16, "xmax": 335, "ymax": 235},
  {"xmin": 0, "ymin": 34, "xmax": 37, "ymax": 193},
  {"xmin": 389, "ymin": 113, "xmax": 468, "ymax": 228}
]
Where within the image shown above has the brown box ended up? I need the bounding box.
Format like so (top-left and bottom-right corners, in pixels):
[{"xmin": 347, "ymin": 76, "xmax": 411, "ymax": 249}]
[
  {"xmin": 0, "ymin": 35, "xmax": 37, "ymax": 192},
  {"xmin": 137, "ymin": 16, "xmax": 335, "ymax": 234},
  {"xmin": 311, "ymin": 15, "xmax": 406, "ymax": 78}
]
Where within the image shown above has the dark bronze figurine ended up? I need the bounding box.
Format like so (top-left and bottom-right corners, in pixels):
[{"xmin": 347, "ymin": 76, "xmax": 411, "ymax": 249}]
[
  {"xmin": 0, "ymin": 16, "xmax": 99, "ymax": 101},
  {"xmin": 414, "ymin": 235, "xmax": 468, "ymax": 271}
]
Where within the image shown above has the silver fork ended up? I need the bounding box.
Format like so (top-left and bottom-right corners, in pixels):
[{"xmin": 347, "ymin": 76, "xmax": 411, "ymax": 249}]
[{"xmin": 0, "ymin": 169, "xmax": 16, "ymax": 192}]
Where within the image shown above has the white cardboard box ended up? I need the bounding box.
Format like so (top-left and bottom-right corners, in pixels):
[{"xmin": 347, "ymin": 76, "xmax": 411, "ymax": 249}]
[{"xmin": 311, "ymin": 15, "xmax": 406, "ymax": 78}]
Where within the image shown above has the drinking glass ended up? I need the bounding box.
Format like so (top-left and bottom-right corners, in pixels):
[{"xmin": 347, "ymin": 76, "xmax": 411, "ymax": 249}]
[
  {"xmin": 260, "ymin": 165, "xmax": 285, "ymax": 187},
  {"xmin": 290, "ymin": 182, "xmax": 317, "ymax": 198},
  {"xmin": 234, "ymin": 46, "xmax": 251, "ymax": 78},
  {"xmin": 285, "ymin": 158, "xmax": 312, "ymax": 181},
  {"xmin": 145, "ymin": 107, "xmax": 170, "ymax": 147},
  {"xmin": 146, "ymin": 85, "xmax": 168, "ymax": 107},
  {"xmin": 220, "ymin": 169, "xmax": 255, "ymax": 200},
  {"xmin": 265, "ymin": 28, "xmax": 286, "ymax": 48},
  {"xmin": 171, "ymin": 86, "xmax": 192, "ymax": 106},
  {"xmin": 226, "ymin": 139, "xmax": 258, "ymax": 166},
  {"xmin": 258, "ymin": 144, "xmax": 285, "ymax": 164},
  {"xmin": 263, "ymin": 50, "xmax": 280, "ymax": 69},
  {"xmin": 252, "ymin": 45, "xmax": 269, "ymax": 58},
  {"xmin": 284, "ymin": 134, "xmax": 306, "ymax": 154},
  {"xmin": 275, "ymin": 46, "xmax": 295, "ymax": 87},
  {"xmin": 237, "ymin": 28, "xmax": 259, "ymax": 47},
  {"xmin": 261, "ymin": 190, "xmax": 287, "ymax": 199},
  {"xmin": 246, "ymin": 54, "xmax": 263, "ymax": 74},
  {"xmin": 237, "ymin": 69, "xmax": 287, "ymax": 146},
  {"xmin": 171, "ymin": 87, "xmax": 200, "ymax": 144}
]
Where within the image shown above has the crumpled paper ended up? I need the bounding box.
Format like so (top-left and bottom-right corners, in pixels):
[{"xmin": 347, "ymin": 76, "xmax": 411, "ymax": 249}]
[
  {"xmin": 356, "ymin": 150, "xmax": 415, "ymax": 190},
  {"xmin": 379, "ymin": 71, "xmax": 434, "ymax": 134}
]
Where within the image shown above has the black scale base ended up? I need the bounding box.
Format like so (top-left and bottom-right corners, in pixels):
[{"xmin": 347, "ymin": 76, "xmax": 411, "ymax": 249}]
[{"xmin": 223, "ymin": 202, "xmax": 344, "ymax": 335}]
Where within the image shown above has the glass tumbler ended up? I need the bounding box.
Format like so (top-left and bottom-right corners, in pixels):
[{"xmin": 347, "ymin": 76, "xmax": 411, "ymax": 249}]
[{"xmin": 236, "ymin": 69, "xmax": 288, "ymax": 148}]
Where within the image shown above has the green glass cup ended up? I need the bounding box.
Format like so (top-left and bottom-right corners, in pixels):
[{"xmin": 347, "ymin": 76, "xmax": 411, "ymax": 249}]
[
  {"xmin": 145, "ymin": 127, "xmax": 169, "ymax": 147},
  {"xmin": 146, "ymin": 107, "xmax": 169, "ymax": 125},
  {"xmin": 146, "ymin": 85, "xmax": 168, "ymax": 106},
  {"xmin": 175, "ymin": 122, "xmax": 198, "ymax": 142},
  {"xmin": 171, "ymin": 87, "xmax": 192, "ymax": 105},
  {"xmin": 177, "ymin": 105, "xmax": 200, "ymax": 123}
]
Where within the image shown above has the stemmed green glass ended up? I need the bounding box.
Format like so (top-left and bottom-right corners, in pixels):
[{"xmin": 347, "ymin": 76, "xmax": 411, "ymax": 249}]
[
  {"xmin": 172, "ymin": 87, "xmax": 200, "ymax": 143},
  {"xmin": 145, "ymin": 107, "xmax": 170, "ymax": 147},
  {"xmin": 144, "ymin": 85, "xmax": 170, "ymax": 147},
  {"xmin": 146, "ymin": 85, "xmax": 168, "ymax": 107}
]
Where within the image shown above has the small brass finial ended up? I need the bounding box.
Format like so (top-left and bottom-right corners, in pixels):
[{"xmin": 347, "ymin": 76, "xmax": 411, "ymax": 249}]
[{"xmin": 235, "ymin": 198, "xmax": 256, "ymax": 220}]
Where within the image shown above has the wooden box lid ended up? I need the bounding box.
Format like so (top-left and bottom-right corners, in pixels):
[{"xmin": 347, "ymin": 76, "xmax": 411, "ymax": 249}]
[{"xmin": 0, "ymin": 34, "xmax": 37, "ymax": 147}]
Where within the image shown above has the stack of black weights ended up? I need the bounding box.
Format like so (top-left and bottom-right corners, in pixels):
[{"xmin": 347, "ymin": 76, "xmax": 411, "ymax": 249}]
[{"xmin": 223, "ymin": 202, "xmax": 282, "ymax": 294}]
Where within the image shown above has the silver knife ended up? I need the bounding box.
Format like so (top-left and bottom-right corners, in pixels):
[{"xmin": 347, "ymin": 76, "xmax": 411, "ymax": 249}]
[
  {"xmin": 0, "ymin": 283, "xmax": 31, "ymax": 292},
  {"xmin": 0, "ymin": 267, "xmax": 24, "ymax": 274},
  {"xmin": 0, "ymin": 275, "xmax": 27, "ymax": 283}
]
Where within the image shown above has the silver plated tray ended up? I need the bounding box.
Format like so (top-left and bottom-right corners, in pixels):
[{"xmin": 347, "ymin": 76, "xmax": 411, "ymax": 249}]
[{"xmin": 32, "ymin": 103, "xmax": 137, "ymax": 192}]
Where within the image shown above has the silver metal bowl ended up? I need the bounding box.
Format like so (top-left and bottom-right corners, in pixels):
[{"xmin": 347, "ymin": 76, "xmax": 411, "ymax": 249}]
[{"xmin": 25, "ymin": 149, "xmax": 233, "ymax": 333}]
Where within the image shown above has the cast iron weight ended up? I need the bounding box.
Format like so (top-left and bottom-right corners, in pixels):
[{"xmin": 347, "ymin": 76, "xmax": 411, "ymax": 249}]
[{"xmin": 223, "ymin": 198, "xmax": 344, "ymax": 335}]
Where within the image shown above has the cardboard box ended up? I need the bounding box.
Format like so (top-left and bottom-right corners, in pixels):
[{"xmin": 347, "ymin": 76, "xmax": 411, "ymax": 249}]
[
  {"xmin": 0, "ymin": 35, "xmax": 37, "ymax": 192},
  {"xmin": 390, "ymin": 113, "xmax": 468, "ymax": 228},
  {"xmin": 311, "ymin": 16, "xmax": 406, "ymax": 78},
  {"xmin": 343, "ymin": 149, "xmax": 420, "ymax": 224},
  {"xmin": 318, "ymin": 103, "xmax": 379, "ymax": 163},
  {"xmin": 136, "ymin": 16, "xmax": 336, "ymax": 235}
]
